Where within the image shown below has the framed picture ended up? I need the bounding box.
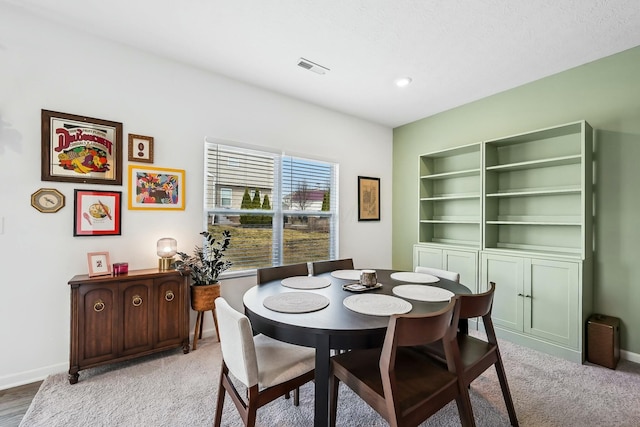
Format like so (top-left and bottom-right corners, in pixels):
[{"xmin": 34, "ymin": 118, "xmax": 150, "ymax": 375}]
[
  {"xmin": 74, "ymin": 189, "xmax": 122, "ymax": 236},
  {"xmin": 41, "ymin": 110, "xmax": 123, "ymax": 185},
  {"xmin": 87, "ymin": 251, "xmax": 112, "ymax": 277},
  {"xmin": 128, "ymin": 133, "xmax": 154, "ymax": 163},
  {"xmin": 128, "ymin": 165, "xmax": 185, "ymax": 210},
  {"xmin": 358, "ymin": 176, "xmax": 380, "ymax": 221}
]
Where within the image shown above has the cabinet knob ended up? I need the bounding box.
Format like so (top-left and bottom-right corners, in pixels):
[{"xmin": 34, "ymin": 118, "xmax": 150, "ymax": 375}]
[
  {"xmin": 525, "ymin": 294, "xmax": 532, "ymax": 298},
  {"xmin": 165, "ymin": 290, "xmax": 175, "ymax": 302},
  {"xmin": 517, "ymin": 293, "xmax": 524, "ymax": 297},
  {"xmin": 132, "ymin": 295, "xmax": 143, "ymax": 307},
  {"xmin": 93, "ymin": 299, "xmax": 105, "ymax": 312}
]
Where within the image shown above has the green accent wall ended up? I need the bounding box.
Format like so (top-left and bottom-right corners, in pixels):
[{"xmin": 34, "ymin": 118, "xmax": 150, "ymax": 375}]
[{"xmin": 393, "ymin": 45, "xmax": 640, "ymax": 354}]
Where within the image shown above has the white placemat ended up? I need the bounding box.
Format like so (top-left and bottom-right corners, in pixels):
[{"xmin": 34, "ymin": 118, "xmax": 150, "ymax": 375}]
[
  {"xmin": 343, "ymin": 294, "xmax": 412, "ymax": 316},
  {"xmin": 263, "ymin": 292, "xmax": 330, "ymax": 313},
  {"xmin": 331, "ymin": 270, "xmax": 362, "ymax": 280},
  {"xmin": 281, "ymin": 276, "xmax": 331, "ymax": 289},
  {"xmin": 390, "ymin": 271, "xmax": 440, "ymax": 283},
  {"xmin": 392, "ymin": 285, "xmax": 454, "ymax": 302}
]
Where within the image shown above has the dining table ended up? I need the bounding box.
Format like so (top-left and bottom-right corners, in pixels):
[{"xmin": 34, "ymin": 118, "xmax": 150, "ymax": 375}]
[{"xmin": 242, "ymin": 268, "xmax": 472, "ymax": 427}]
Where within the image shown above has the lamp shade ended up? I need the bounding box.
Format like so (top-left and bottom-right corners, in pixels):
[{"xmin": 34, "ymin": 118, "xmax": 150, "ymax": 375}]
[{"xmin": 157, "ymin": 237, "xmax": 177, "ymax": 258}]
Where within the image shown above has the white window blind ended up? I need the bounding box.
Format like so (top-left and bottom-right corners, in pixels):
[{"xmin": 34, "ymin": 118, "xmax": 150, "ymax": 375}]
[{"xmin": 204, "ymin": 141, "xmax": 338, "ymax": 272}]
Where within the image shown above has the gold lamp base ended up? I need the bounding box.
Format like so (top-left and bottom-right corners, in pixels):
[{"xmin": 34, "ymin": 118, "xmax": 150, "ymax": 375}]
[{"xmin": 158, "ymin": 257, "xmax": 174, "ymax": 271}]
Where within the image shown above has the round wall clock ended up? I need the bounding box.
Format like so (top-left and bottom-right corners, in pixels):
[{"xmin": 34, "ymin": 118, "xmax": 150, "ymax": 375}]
[{"xmin": 31, "ymin": 188, "xmax": 65, "ymax": 213}]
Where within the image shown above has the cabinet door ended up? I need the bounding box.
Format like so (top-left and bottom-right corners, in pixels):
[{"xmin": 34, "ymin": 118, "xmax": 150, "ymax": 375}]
[
  {"xmin": 481, "ymin": 253, "xmax": 524, "ymax": 332},
  {"xmin": 525, "ymin": 258, "xmax": 580, "ymax": 348},
  {"xmin": 443, "ymin": 249, "xmax": 478, "ymax": 293},
  {"xmin": 413, "ymin": 245, "xmax": 443, "ymax": 270},
  {"xmin": 119, "ymin": 280, "xmax": 153, "ymax": 356},
  {"xmin": 77, "ymin": 284, "xmax": 118, "ymax": 365},
  {"xmin": 154, "ymin": 275, "xmax": 185, "ymax": 348}
]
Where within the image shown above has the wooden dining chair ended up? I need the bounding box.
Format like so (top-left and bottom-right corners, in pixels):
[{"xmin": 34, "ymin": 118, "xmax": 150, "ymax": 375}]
[
  {"xmin": 415, "ymin": 265, "xmax": 460, "ymax": 282},
  {"xmin": 416, "ymin": 282, "xmax": 519, "ymax": 426},
  {"xmin": 256, "ymin": 262, "xmax": 309, "ymax": 284},
  {"xmin": 311, "ymin": 258, "xmax": 354, "ymax": 275},
  {"xmin": 329, "ymin": 297, "xmax": 476, "ymax": 427},
  {"xmin": 213, "ymin": 298, "xmax": 316, "ymax": 427}
]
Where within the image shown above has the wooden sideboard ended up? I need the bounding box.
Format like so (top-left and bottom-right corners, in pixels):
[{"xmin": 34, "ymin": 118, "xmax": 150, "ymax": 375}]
[{"xmin": 68, "ymin": 268, "xmax": 190, "ymax": 384}]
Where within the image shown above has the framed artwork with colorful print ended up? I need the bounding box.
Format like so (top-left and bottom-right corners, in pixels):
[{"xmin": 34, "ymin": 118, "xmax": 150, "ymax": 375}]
[
  {"xmin": 41, "ymin": 110, "xmax": 123, "ymax": 185},
  {"xmin": 128, "ymin": 165, "xmax": 185, "ymax": 210}
]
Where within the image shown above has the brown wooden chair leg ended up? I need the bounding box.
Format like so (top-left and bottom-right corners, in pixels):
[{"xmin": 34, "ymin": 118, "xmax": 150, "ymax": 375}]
[
  {"xmin": 494, "ymin": 354, "xmax": 519, "ymax": 426},
  {"xmin": 214, "ymin": 364, "xmax": 227, "ymax": 427},
  {"xmin": 293, "ymin": 387, "xmax": 300, "ymax": 406}
]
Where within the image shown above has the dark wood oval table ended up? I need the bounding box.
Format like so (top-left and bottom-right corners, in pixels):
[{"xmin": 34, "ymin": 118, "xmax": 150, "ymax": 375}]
[{"xmin": 243, "ymin": 269, "xmax": 471, "ymax": 427}]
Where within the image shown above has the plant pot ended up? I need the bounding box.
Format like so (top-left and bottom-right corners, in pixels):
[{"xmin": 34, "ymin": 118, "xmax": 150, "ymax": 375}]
[{"xmin": 190, "ymin": 283, "xmax": 220, "ymax": 312}]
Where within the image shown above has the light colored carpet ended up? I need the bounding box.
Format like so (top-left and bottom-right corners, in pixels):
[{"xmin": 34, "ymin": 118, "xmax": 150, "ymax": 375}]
[{"xmin": 20, "ymin": 332, "xmax": 640, "ymax": 426}]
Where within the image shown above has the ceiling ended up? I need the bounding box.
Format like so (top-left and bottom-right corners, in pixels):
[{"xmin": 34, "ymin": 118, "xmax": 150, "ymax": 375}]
[{"xmin": 6, "ymin": 0, "xmax": 640, "ymax": 128}]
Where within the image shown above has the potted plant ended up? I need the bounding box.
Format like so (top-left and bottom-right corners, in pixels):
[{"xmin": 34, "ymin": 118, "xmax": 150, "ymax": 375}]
[{"xmin": 173, "ymin": 230, "xmax": 232, "ymax": 312}]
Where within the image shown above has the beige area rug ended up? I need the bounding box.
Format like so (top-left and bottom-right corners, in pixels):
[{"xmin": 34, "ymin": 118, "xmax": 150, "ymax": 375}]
[{"xmin": 20, "ymin": 332, "xmax": 640, "ymax": 426}]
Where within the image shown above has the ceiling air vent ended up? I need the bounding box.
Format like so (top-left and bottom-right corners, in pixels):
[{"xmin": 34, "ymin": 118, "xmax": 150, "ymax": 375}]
[{"xmin": 297, "ymin": 57, "xmax": 330, "ymax": 75}]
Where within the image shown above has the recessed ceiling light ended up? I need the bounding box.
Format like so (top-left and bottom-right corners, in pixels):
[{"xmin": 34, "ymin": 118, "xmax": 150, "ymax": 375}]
[{"xmin": 395, "ymin": 77, "xmax": 412, "ymax": 88}]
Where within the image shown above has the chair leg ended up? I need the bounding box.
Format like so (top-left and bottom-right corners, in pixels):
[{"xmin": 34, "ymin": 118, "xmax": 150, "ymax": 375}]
[
  {"xmin": 454, "ymin": 391, "xmax": 476, "ymax": 427},
  {"xmin": 494, "ymin": 355, "xmax": 519, "ymax": 426},
  {"xmin": 214, "ymin": 365, "xmax": 227, "ymax": 427},
  {"xmin": 212, "ymin": 309, "xmax": 220, "ymax": 342},
  {"xmin": 293, "ymin": 387, "xmax": 300, "ymax": 406}
]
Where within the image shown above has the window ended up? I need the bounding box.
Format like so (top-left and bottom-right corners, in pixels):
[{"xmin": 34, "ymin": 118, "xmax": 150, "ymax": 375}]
[
  {"xmin": 204, "ymin": 140, "xmax": 338, "ymax": 272},
  {"xmin": 219, "ymin": 188, "xmax": 232, "ymax": 208}
]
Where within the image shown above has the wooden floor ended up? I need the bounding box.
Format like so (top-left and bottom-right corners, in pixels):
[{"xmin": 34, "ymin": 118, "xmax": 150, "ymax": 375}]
[{"xmin": 0, "ymin": 381, "xmax": 42, "ymax": 427}]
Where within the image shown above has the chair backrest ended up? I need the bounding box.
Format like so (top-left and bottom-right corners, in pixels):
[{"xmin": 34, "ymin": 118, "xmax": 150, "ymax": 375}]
[
  {"xmin": 381, "ymin": 297, "xmax": 461, "ymax": 352},
  {"xmin": 458, "ymin": 281, "xmax": 495, "ymax": 320},
  {"xmin": 214, "ymin": 297, "xmax": 259, "ymax": 387},
  {"xmin": 415, "ymin": 266, "xmax": 460, "ymax": 283},
  {"xmin": 256, "ymin": 263, "xmax": 309, "ymax": 284},
  {"xmin": 311, "ymin": 258, "xmax": 354, "ymax": 275}
]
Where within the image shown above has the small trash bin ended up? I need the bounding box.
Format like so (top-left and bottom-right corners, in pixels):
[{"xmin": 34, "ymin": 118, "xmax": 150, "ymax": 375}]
[{"xmin": 586, "ymin": 314, "xmax": 620, "ymax": 369}]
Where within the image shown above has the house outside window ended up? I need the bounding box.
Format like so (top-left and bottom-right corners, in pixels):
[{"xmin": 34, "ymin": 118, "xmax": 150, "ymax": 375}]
[{"xmin": 204, "ymin": 139, "xmax": 338, "ymax": 272}]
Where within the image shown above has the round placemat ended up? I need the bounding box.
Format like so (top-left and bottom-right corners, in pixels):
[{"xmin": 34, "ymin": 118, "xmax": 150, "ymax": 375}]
[
  {"xmin": 331, "ymin": 270, "xmax": 362, "ymax": 280},
  {"xmin": 263, "ymin": 292, "xmax": 329, "ymax": 313},
  {"xmin": 281, "ymin": 276, "xmax": 331, "ymax": 289},
  {"xmin": 390, "ymin": 271, "xmax": 440, "ymax": 283},
  {"xmin": 343, "ymin": 294, "xmax": 412, "ymax": 316},
  {"xmin": 392, "ymin": 284, "xmax": 454, "ymax": 302}
]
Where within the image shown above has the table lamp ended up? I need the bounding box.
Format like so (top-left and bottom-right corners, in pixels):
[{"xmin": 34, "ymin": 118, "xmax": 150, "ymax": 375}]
[{"xmin": 157, "ymin": 237, "xmax": 177, "ymax": 271}]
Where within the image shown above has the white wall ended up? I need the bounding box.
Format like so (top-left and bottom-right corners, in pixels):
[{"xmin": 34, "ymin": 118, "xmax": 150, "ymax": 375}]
[{"xmin": 0, "ymin": 4, "xmax": 392, "ymax": 389}]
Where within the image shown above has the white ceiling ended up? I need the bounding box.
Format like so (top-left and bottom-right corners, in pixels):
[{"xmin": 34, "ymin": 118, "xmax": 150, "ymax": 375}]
[{"xmin": 6, "ymin": 0, "xmax": 640, "ymax": 127}]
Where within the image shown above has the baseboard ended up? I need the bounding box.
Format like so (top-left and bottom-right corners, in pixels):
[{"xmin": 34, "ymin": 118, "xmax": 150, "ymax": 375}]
[
  {"xmin": 621, "ymin": 349, "xmax": 640, "ymax": 364},
  {"xmin": 0, "ymin": 362, "xmax": 67, "ymax": 391}
]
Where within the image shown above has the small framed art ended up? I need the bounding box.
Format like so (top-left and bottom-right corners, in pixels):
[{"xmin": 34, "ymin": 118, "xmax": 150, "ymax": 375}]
[
  {"xmin": 41, "ymin": 110, "xmax": 123, "ymax": 185},
  {"xmin": 87, "ymin": 252, "xmax": 112, "ymax": 277},
  {"xmin": 128, "ymin": 134, "xmax": 154, "ymax": 163},
  {"xmin": 358, "ymin": 176, "xmax": 380, "ymax": 221},
  {"xmin": 128, "ymin": 165, "xmax": 185, "ymax": 210},
  {"xmin": 74, "ymin": 189, "xmax": 122, "ymax": 236}
]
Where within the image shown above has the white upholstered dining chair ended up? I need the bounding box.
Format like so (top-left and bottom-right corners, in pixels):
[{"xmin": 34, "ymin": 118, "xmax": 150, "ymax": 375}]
[
  {"xmin": 213, "ymin": 297, "xmax": 315, "ymax": 427},
  {"xmin": 415, "ymin": 266, "xmax": 460, "ymax": 283}
]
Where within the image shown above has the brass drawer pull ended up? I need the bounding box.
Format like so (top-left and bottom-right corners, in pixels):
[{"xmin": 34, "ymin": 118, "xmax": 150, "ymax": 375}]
[
  {"xmin": 93, "ymin": 299, "xmax": 105, "ymax": 312},
  {"xmin": 132, "ymin": 295, "xmax": 143, "ymax": 307},
  {"xmin": 165, "ymin": 290, "xmax": 175, "ymax": 302}
]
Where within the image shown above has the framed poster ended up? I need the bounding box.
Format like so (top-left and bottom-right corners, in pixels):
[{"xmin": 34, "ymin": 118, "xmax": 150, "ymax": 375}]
[
  {"xmin": 128, "ymin": 133, "xmax": 154, "ymax": 163},
  {"xmin": 74, "ymin": 189, "xmax": 122, "ymax": 236},
  {"xmin": 41, "ymin": 110, "xmax": 123, "ymax": 185},
  {"xmin": 128, "ymin": 165, "xmax": 185, "ymax": 210},
  {"xmin": 358, "ymin": 176, "xmax": 380, "ymax": 221},
  {"xmin": 87, "ymin": 252, "xmax": 112, "ymax": 277}
]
